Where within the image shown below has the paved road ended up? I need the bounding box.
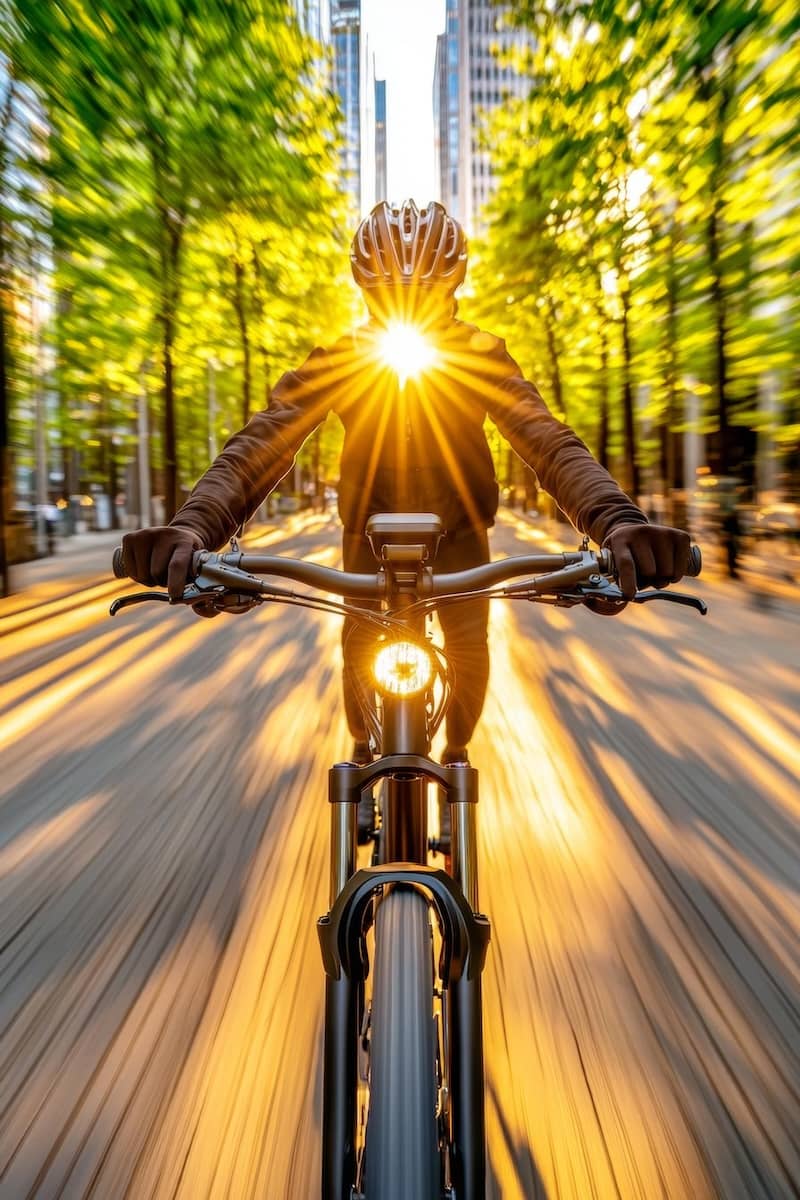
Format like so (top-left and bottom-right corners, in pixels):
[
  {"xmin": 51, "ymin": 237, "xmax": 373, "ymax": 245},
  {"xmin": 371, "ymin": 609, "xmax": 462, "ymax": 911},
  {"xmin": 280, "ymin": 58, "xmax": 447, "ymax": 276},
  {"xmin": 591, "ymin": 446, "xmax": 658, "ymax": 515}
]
[{"xmin": 1, "ymin": 512, "xmax": 798, "ymax": 1199}]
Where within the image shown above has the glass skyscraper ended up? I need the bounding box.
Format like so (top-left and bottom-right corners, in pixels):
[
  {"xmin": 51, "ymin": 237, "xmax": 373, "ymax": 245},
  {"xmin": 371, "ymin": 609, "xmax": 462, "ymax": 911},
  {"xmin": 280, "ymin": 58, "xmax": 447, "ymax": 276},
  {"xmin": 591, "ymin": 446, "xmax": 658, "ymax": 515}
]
[
  {"xmin": 434, "ymin": 0, "xmax": 531, "ymax": 232},
  {"xmin": 294, "ymin": 0, "xmax": 330, "ymax": 44},
  {"xmin": 297, "ymin": 0, "xmax": 386, "ymax": 217},
  {"xmin": 433, "ymin": 0, "xmax": 460, "ymax": 220},
  {"xmin": 331, "ymin": 0, "xmax": 362, "ymax": 214},
  {"xmin": 374, "ymin": 78, "xmax": 387, "ymax": 203}
]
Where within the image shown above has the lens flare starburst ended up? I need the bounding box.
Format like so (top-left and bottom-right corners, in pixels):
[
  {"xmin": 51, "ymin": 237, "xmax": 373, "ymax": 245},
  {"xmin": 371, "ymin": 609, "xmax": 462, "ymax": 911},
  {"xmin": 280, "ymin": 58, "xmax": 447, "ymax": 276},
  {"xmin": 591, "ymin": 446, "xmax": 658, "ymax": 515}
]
[{"xmin": 378, "ymin": 321, "xmax": 437, "ymax": 387}]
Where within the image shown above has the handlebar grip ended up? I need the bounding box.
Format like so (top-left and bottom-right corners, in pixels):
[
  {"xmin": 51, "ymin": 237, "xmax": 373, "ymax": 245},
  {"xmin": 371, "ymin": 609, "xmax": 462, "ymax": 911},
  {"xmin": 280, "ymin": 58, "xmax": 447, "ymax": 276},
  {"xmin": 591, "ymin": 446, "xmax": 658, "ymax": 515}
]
[
  {"xmin": 687, "ymin": 545, "xmax": 702, "ymax": 577},
  {"xmin": 112, "ymin": 546, "xmax": 127, "ymax": 579}
]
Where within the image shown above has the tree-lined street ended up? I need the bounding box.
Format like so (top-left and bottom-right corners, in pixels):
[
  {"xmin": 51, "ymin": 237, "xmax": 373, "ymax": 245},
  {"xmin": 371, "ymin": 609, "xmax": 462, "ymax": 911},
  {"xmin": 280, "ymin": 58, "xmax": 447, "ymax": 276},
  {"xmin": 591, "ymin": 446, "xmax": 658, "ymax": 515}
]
[
  {"xmin": 1, "ymin": 0, "xmax": 799, "ymax": 1194},
  {"xmin": 1, "ymin": 511, "xmax": 797, "ymax": 1198}
]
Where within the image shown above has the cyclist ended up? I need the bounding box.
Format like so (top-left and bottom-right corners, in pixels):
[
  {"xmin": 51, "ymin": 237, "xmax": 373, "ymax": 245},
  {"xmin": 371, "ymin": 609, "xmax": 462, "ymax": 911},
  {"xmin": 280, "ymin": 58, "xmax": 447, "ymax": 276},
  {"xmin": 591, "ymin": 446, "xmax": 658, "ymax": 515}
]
[{"xmin": 122, "ymin": 199, "xmax": 692, "ymax": 766}]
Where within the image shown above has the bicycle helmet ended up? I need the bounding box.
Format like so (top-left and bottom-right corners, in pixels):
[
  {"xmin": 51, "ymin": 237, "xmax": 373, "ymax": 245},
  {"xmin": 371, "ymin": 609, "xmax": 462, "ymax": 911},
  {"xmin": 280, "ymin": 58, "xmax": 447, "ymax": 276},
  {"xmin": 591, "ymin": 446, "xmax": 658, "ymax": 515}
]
[{"xmin": 351, "ymin": 200, "xmax": 467, "ymax": 292}]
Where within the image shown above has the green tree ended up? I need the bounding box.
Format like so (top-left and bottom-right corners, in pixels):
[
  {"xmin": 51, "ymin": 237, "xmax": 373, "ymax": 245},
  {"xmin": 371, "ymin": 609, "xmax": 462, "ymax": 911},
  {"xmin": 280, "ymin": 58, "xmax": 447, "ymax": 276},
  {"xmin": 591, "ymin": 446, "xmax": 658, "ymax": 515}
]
[
  {"xmin": 11, "ymin": 0, "xmax": 346, "ymax": 517},
  {"xmin": 484, "ymin": 0, "xmax": 800, "ymax": 503}
]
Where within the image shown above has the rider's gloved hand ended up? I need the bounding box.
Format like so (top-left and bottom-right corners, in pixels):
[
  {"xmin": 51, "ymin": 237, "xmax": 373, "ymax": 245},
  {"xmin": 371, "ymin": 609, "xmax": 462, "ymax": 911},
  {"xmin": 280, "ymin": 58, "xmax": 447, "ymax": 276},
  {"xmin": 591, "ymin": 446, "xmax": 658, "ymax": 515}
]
[
  {"xmin": 121, "ymin": 525, "xmax": 205, "ymax": 601},
  {"xmin": 603, "ymin": 523, "xmax": 692, "ymax": 600}
]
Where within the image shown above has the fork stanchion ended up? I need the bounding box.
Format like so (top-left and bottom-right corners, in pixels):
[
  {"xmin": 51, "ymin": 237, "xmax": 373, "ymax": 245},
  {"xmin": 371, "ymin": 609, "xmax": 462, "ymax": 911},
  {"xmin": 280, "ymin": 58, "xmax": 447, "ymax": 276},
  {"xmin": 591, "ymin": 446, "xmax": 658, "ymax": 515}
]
[
  {"xmin": 330, "ymin": 802, "xmax": 357, "ymax": 907},
  {"xmin": 329, "ymin": 765, "xmax": 359, "ymax": 908},
  {"xmin": 451, "ymin": 799, "xmax": 479, "ymax": 912},
  {"xmin": 448, "ymin": 764, "xmax": 480, "ymax": 913}
]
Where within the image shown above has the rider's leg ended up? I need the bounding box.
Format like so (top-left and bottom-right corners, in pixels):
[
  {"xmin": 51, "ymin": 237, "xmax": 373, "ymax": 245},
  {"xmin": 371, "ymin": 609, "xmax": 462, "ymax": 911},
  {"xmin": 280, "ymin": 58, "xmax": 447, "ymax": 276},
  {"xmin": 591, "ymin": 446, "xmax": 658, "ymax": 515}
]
[
  {"xmin": 341, "ymin": 534, "xmax": 383, "ymax": 841},
  {"xmin": 436, "ymin": 528, "xmax": 491, "ymax": 762},
  {"xmin": 341, "ymin": 531, "xmax": 380, "ymax": 752}
]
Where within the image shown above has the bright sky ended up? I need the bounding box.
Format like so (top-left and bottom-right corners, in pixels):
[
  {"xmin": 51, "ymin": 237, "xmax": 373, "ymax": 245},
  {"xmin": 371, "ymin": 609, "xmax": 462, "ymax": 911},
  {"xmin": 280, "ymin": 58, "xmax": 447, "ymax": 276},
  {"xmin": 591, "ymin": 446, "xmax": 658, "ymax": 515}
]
[{"xmin": 362, "ymin": 0, "xmax": 446, "ymax": 205}]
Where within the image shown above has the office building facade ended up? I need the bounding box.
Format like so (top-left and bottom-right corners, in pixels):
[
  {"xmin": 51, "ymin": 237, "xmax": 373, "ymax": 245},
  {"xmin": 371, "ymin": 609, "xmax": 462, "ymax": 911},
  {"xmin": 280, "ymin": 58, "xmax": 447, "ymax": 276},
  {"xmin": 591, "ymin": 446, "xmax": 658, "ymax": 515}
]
[
  {"xmin": 374, "ymin": 78, "xmax": 387, "ymax": 203},
  {"xmin": 433, "ymin": 0, "xmax": 460, "ymax": 220},
  {"xmin": 331, "ymin": 0, "xmax": 362, "ymax": 213},
  {"xmin": 298, "ymin": 0, "xmax": 386, "ymax": 216},
  {"xmin": 434, "ymin": 0, "xmax": 531, "ymax": 232},
  {"xmin": 294, "ymin": 0, "xmax": 330, "ymax": 43}
]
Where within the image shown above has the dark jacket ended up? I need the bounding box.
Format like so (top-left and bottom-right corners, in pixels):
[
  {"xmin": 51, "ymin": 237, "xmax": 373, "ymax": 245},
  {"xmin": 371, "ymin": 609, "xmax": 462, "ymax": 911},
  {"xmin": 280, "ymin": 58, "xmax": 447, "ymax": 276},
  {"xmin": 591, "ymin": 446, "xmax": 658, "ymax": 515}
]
[{"xmin": 171, "ymin": 318, "xmax": 647, "ymax": 547}]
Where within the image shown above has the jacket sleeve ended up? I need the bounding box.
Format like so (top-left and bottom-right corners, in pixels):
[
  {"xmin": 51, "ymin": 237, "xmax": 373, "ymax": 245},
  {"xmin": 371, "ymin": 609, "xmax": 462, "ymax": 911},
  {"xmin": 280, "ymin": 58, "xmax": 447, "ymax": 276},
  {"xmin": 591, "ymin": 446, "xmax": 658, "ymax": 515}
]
[
  {"xmin": 168, "ymin": 345, "xmax": 338, "ymax": 548},
  {"xmin": 477, "ymin": 331, "xmax": 648, "ymax": 544}
]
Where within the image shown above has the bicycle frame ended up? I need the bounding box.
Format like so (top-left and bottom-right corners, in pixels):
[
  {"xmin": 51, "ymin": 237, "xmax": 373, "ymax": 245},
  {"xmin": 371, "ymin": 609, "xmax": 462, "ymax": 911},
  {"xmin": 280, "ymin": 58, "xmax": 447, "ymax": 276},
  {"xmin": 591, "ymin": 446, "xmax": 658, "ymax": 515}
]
[{"xmin": 319, "ymin": 516, "xmax": 491, "ymax": 1200}]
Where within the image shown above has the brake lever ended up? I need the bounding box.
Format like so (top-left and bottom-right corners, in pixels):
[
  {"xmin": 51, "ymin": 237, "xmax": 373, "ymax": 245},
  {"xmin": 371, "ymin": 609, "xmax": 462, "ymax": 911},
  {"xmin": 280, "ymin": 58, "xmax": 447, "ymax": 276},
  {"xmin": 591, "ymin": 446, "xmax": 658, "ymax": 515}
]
[
  {"xmin": 110, "ymin": 577, "xmax": 265, "ymax": 618},
  {"xmin": 578, "ymin": 583, "xmax": 707, "ymax": 615},
  {"xmin": 109, "ymin": 591, "xmax": 171, "ymax": 615},
  {"xmin": 633, "ymin": 588, "xmax": 707, "ymax": 614},
  {"xmin": 110, "ymin": 582, "xmax": 227, "ymax": 616}
]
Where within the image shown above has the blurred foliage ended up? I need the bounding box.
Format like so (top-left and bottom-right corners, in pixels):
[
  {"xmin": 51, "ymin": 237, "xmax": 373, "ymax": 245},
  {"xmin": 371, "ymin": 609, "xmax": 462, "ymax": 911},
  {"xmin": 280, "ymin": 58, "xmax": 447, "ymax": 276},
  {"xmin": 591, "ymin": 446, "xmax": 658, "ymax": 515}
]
[
  {"xmin": 466, "ymin": 0, "xmax": 800, "ymax": 503},
  {"xmin": 1, "ymin": 0, "xmax": 356, "ymax": 524}
]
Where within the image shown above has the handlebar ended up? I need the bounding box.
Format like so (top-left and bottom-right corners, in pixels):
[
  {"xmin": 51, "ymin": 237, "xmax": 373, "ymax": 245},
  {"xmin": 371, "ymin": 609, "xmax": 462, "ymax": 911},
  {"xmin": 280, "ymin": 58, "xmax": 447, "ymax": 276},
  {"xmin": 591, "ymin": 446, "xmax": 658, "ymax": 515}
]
[
  {"xmin": 111, "ymin": 539, "xmax": 704, "ymax": 618},
  {"xmin": 112, "ymin": 544, "xmax": 386, "ymax": 598},
  {"xmin": 112, "ymin": 542, "xmax": 702, "ymax": 593}
]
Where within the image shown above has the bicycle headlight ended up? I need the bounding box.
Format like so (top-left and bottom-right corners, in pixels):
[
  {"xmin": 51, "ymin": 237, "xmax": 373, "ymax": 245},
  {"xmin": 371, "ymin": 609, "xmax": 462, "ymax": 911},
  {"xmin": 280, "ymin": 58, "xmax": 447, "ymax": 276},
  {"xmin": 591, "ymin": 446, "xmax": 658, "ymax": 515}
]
[{"xmin": 373, "ymin": 641, "xmax": 433, "ymax": 697}]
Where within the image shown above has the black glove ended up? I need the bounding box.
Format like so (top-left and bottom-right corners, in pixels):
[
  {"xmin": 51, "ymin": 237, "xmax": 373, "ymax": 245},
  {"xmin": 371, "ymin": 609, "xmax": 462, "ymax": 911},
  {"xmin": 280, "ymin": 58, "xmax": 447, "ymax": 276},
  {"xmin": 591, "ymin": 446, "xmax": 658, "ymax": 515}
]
[
  {"xmin": 121, "ymin": 525, "xmax": 205, "ymax": 601},
  {"xmin": 603, "ymin": 523, "xmax": 692, "ymax": 600}
]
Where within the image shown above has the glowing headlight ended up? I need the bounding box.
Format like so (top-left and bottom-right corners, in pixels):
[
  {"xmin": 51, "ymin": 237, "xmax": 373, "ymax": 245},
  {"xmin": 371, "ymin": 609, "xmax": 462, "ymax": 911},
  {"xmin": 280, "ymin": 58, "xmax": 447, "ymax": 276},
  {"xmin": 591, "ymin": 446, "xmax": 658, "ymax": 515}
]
[
  {"xmin": 373, "ymin": 641, "xmax": 433, "ymax": 697},
  {"xmin": 379, "ymin": 322, "xmax": 436, "ymax": 386}
]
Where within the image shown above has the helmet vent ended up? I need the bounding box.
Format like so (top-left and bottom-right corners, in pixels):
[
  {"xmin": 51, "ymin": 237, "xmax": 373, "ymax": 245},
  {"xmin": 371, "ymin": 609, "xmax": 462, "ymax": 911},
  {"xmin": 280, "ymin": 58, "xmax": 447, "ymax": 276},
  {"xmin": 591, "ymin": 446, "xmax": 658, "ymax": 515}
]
[{"xmin": 350, "ymin": 200, "xmax": 467, "ymax": 292}]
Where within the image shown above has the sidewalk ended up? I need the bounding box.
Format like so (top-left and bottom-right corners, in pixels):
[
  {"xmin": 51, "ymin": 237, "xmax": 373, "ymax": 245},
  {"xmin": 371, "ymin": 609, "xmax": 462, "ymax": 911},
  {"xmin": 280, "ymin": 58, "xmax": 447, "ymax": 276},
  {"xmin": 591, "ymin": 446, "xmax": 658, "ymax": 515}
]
[
  {"xmin": 7, "ymin": 530, "xmax": 124, "ymax": 593},
  {"xmin": 504, "ymin": 505, "xmax": 800, "ymax": 614},
  {"xmin": 1, "ymin": 514, "xmax": 318, "ymax": 611}
]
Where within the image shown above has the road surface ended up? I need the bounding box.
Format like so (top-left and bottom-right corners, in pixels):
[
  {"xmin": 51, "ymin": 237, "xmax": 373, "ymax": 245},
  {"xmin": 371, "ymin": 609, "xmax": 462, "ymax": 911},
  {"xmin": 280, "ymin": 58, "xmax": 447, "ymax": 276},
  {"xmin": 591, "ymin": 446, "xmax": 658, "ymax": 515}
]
[{"xmin": 1, "ymin": 511, "xmax": 798, "ymax": 1199}]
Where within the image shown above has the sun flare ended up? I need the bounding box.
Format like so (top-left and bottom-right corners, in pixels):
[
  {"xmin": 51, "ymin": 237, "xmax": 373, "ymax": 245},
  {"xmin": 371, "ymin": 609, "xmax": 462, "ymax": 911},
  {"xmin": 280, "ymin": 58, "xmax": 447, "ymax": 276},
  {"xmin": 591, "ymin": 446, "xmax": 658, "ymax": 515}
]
[{"xmin": 378, "ymin": 321, "xmax": 437, "ymax": 387}]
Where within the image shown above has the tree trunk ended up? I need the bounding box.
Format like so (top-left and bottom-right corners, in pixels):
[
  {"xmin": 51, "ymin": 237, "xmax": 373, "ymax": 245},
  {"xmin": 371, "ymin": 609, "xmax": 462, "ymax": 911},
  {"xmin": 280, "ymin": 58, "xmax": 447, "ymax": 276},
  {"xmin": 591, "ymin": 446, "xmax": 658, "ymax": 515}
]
[
  {"xmin": 0, "ymin": 78, "xmax": 15, "ymax": 597},
  {"xmin": 597, "ymin": 323, "xmax": 609, "ymax": 470},
  {"xmin": 708, "ymin": 201, "xmax": 729, "ymax": 477},
  {"xmin": 704, "ymin": 72, "xmax": 734, "ymax": 478},
  {"xmin": 0, "ymin": 289, "xmax": 9, "ymax": 597},
  {"xmin": 99, "ymin": 387, "xmax": 119, "ymax": 532},
  {"xmin": 543, "ymin": 297, "xmax": 564, "ymax": 419},
  {"xmin": 162, "ymin": 317, "xmax": 179, "ymax": 518},
  {"xmin": 232, "ymin": 257, "xmax": 252, "ymax": 427},
  {"xmin": 660, "ymin": 211, "xmax": 680, "ymax": 520},
  {"xmin": 161, "ymin": 216, "xmax": 184, "ymax": 520},
  {"xmin": 311, "ymin": 426, "xmax": 323, "ymax": 509},
  {"xmin": 56, "ymin": 285, "xmax": 74, "ymax": 516},
  {"xmin": 620, "ymin": 287, "xmax": 639, "ymax": 498},
  {"xmin": 109, "ymin": 450, "xmax": 119, "ymax": 531}
]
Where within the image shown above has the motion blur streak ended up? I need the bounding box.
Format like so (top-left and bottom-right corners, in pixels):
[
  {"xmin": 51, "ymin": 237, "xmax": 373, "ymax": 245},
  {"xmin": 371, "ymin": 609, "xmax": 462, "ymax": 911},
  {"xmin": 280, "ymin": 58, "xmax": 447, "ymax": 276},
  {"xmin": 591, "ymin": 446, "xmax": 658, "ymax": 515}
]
[
  {"xmin": 699, "ymin": 677, "xmax": 800, "ymax": 783},
  {"xmin": 0, "ymin": 623, "xmax": 168, "ymax": 750},
  {"xmin": 0, "ymin": 793, "xmax": 107, "ymax": 877},
  {"xmin": 0, "ymin": 513, "xmax": 798, "ymax": 1198}
]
